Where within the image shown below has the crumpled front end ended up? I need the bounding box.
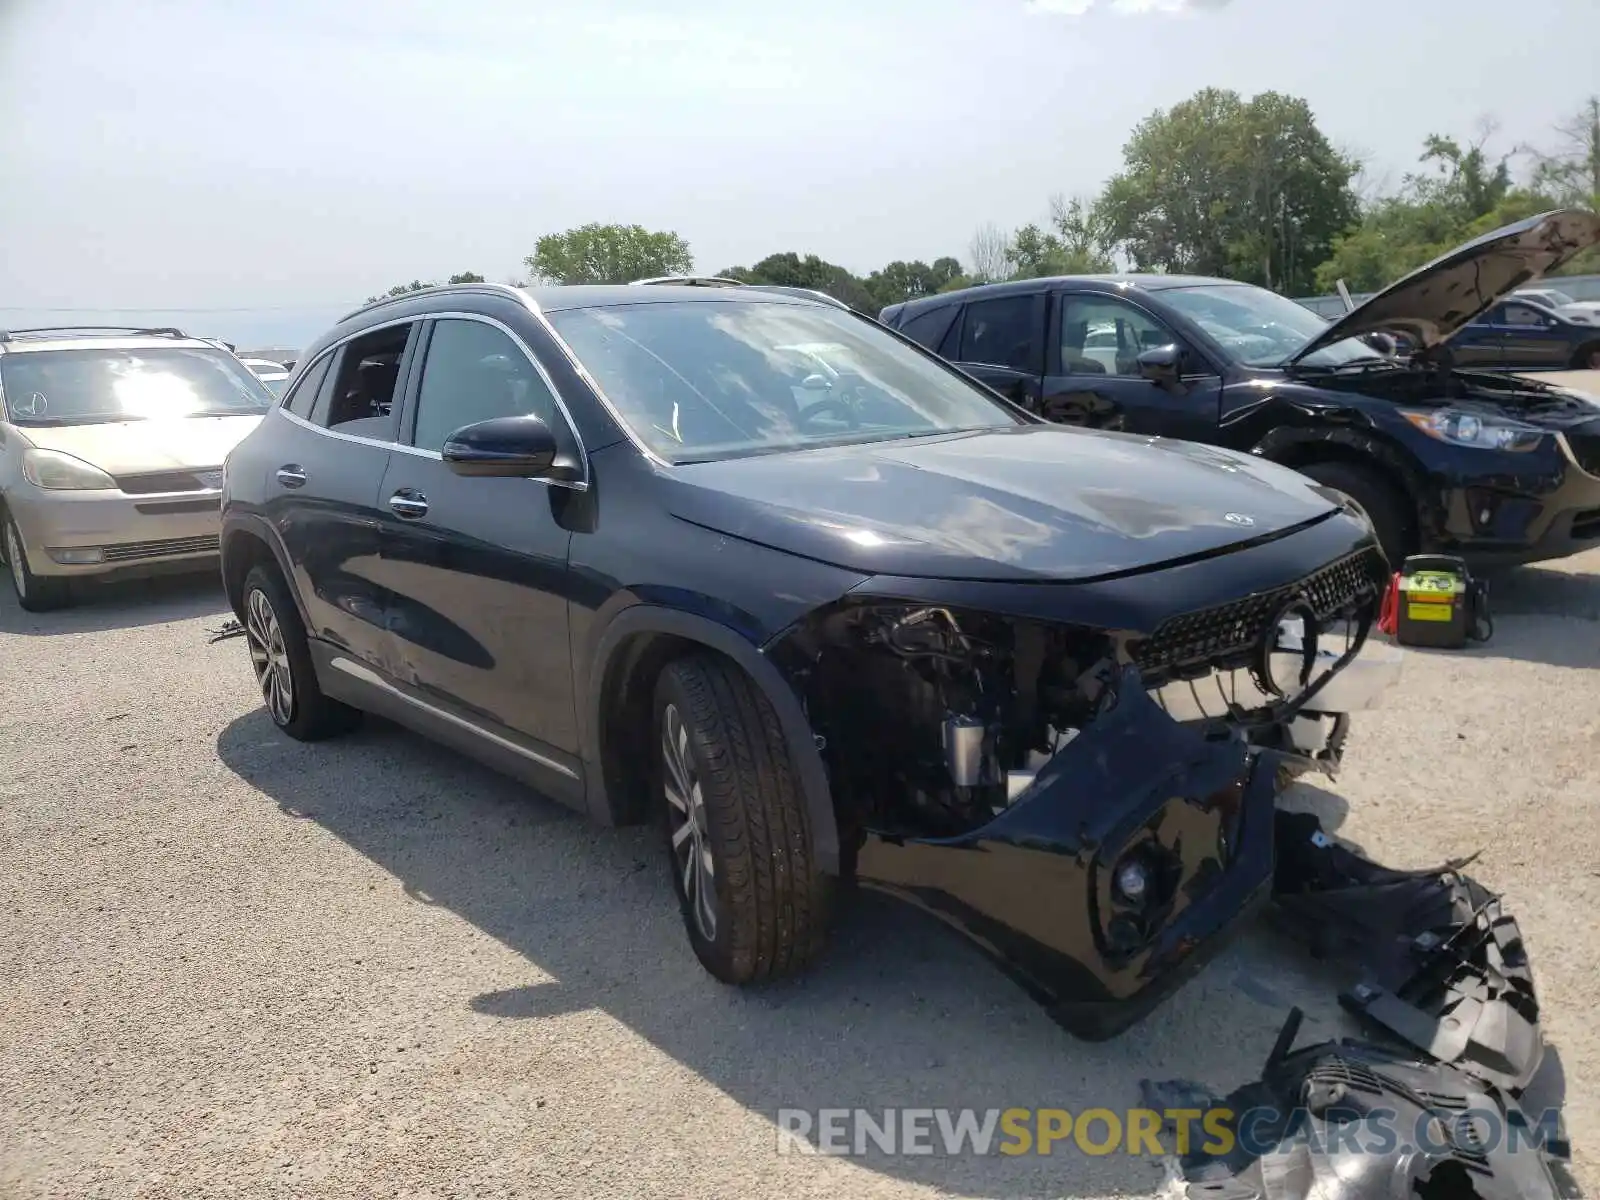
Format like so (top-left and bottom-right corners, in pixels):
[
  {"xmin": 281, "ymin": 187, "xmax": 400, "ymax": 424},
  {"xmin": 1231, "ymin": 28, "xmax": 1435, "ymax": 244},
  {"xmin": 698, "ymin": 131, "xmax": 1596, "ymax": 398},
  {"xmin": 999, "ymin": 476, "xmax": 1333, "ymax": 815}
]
[{"xmin": 853, "ymin": 670, "xmax": 1277, "ymax": 1040}]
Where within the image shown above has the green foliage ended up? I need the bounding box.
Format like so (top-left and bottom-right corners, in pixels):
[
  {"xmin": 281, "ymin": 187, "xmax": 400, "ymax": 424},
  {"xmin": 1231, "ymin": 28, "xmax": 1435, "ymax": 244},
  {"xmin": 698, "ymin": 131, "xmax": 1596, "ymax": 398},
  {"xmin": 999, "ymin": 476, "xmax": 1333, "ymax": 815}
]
[
  {"xmin": 1096, "ymin": 88, "xmax": 1358, "ymax": 295},
  {"xmin": 365, "ymin": 272, "xmax": 485, "ymax": 304},
  {"xmin": 527, "ymin": 223, "xmax": 693, "ymax": 285}
]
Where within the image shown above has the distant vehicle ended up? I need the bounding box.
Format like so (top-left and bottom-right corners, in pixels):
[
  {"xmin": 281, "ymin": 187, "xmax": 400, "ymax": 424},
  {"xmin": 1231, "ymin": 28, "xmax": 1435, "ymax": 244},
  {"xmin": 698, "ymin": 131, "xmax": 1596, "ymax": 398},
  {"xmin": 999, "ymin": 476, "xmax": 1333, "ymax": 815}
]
[
  {"xmin": 239, "ymin": 357, "xmax": 292, "ymax": 399},
  {"xmin": 1451, "ymin": 295, "xmax": 1600, "ymax": 368},
  {"xmin": 881, "ymin": 209, "xmax": 1600, "ymax": 568},
  {"xmin": 1512, "ymin": 286, "xmax": 1600, "ymax": 323},
  {"xmin": 0, "ymin": 325, "xmax": 273, "ymax": 610}
]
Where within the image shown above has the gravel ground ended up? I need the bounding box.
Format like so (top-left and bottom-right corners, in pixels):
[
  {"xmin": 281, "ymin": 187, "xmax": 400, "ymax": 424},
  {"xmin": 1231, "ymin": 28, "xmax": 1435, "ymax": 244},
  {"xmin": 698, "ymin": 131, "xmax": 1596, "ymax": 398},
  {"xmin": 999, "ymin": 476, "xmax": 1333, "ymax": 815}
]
[{"xmin": 2, "ymin": 547, "xmax": 1598, "ymax": 1199}]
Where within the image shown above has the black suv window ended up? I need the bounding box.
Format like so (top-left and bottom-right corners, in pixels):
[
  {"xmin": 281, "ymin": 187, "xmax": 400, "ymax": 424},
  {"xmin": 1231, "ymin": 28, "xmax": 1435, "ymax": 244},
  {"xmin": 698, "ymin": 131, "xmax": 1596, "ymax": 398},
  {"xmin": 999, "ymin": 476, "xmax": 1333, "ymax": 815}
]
[
  {"xmin": 308, "ymin": 323, "xmax": 412, "ymax": 439},
  {"xmin": 1059, "ymin": 295, "xmax": 1177, "ymax": 377},
  {"xmin": 898, "ymin": 304, "xmax": 959, "ymax": 352},
  {"xmin": 282, "ymin": 354, "xmax": 331, "ymax": 419},
  {"xmin": 958, "ymin": 296, "xmax": 1038, "ymax": 372},
  {"xmin": 410, "ymin": 318, "xmax": 562, "ymax": 453}
]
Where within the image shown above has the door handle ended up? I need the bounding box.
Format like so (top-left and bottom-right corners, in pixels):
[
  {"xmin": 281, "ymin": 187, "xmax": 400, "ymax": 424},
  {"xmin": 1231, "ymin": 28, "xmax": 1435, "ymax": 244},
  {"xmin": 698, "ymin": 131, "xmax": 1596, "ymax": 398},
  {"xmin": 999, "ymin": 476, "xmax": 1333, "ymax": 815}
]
[
  {"xmin": 275, "ymin": 465, "xmax": 307, "ymax": 488},
  {"xmin": 388, "ymin": 491, "xmax": 429, "ymax": 520}
]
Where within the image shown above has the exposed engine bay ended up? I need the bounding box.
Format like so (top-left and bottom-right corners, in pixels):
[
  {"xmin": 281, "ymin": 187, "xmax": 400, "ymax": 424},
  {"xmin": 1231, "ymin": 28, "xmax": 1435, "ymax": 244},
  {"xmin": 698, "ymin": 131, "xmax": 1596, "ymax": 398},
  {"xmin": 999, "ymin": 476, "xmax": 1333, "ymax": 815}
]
[{"xmin": 774, "ymin": 544, "xmax": 1392, "ymax": 843}]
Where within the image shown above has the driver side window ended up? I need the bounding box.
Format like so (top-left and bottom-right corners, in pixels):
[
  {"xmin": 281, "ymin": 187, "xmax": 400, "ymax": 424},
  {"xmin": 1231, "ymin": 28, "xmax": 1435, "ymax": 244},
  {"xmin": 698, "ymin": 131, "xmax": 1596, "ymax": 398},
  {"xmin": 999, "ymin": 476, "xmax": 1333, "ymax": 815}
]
[
  {"xmin": 1501, "ymin": 303, "xmax": 1551, "ymax": 327},
  {"xmin": 1058, "ymin": 295, "xmax": 1178, "ymax": 377}
]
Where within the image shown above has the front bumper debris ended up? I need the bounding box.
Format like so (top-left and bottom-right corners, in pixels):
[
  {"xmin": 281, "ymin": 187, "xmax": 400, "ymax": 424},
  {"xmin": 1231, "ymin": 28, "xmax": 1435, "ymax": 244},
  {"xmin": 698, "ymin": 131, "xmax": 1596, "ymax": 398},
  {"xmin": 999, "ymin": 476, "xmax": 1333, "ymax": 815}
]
[
  {"xmin": 1147, "ymin": 1008, "xmax": 1569, "ymax": 1200},
  {"xmin": 854, "ymin": 667, "xmax": 1277, "ymax": 1041},
  {"xmin": 1271, "ymin": 811, "xmax": 1543, "ymax": 1095},
  {"xmin": 1151, "ymin": 622, "xmax": 1405, "ymax": 778}
]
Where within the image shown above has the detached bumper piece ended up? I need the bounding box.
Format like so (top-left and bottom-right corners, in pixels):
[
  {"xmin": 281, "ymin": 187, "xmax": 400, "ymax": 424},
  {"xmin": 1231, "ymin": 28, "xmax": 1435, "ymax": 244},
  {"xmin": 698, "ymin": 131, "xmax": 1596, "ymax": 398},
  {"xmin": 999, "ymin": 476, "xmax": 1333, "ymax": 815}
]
[
  {"xmin": 855, "ymin": 668, "xmax": 1277, "ymax": 1042},
  {"xmin": 1272, "ymin": 811, "xmax": 1542, "ymax": 1095},
  {"xmin": 1152, "ymin": 1008, "xmax": 1570, "ymax": 1200}
]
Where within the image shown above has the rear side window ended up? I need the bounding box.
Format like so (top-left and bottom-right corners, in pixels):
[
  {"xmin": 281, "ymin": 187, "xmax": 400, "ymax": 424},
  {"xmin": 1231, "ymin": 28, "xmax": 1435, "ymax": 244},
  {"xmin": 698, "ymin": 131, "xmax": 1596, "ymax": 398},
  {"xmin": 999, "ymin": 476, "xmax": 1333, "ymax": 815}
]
[
  {"xmin": 897, "ymin": 304, "xmax": 959, "ymax": 352},
  {"xmin": 282, "ymin": 354, "xmax": 331, "ymax": 418},
  {"xmin": 309, "ymin": 323, "xmax": 414, "ymax": 439},
  {"xmin": 958, "ymin": 296, "xmax": 1038, "ymax": 372}
]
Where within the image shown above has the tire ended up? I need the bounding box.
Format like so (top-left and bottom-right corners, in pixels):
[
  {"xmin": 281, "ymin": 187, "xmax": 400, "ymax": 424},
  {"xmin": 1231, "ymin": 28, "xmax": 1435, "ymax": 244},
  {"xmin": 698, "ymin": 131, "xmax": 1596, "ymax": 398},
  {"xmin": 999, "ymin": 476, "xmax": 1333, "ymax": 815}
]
[
  {"xmin": 1298, "ymin": 460, "xmax": 1414, "ymax": 568},
  {"xmin": 1571, "ymin": 341, "xmax": 1600, "ymax": 371},
  {"xmin": 240, "ymin": 564, "xmax": 361, "ymax": 741},
  {"xmin": 2, "ymin": 514, "xmax": 71, "ymax": 613},
  {"xmin": 653, "ymin": 654, "xmax": 830, "ymax": 985}
]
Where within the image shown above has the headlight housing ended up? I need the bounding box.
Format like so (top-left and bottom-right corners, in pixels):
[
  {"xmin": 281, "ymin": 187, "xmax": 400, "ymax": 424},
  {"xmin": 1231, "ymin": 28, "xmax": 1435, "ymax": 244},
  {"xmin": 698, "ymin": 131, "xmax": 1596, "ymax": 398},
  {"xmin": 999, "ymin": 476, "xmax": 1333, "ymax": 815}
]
[
  {"xmin": 1401, "ymin": 408, "xmax": 1544, "ymax": 452},
  {"xmin": 21, "ymin": 448, "xmax": 118, "ymax": 490}
]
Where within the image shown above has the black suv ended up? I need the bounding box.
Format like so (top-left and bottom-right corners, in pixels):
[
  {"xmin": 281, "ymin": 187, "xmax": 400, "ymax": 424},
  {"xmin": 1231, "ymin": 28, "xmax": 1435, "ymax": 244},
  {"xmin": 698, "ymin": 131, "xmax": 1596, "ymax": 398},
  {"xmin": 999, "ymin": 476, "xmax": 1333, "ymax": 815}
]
[
  {"xmin": 882, "ymin": 209, "xmax": 1600, "ymax": 567},
  {"xmin": 220, "ymin": 281, "xmax": 1390, "ymax": 1038}
]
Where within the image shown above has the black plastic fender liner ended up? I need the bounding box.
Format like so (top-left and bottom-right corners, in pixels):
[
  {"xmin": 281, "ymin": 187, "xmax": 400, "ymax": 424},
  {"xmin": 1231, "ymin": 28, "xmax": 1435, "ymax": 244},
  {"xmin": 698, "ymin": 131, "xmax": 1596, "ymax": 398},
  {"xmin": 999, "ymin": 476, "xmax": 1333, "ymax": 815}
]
[
  {"xmin": 854, "ymin": 667, "xmax": 1278, "ymax": 1041},
  {"xmin": 1149, "ymin": 1008, "xmax": 1570, "ymax": 1200},
  {"xmin": 1270, "ymin": 812, "xmax": 1543, "ymax": 1096}
]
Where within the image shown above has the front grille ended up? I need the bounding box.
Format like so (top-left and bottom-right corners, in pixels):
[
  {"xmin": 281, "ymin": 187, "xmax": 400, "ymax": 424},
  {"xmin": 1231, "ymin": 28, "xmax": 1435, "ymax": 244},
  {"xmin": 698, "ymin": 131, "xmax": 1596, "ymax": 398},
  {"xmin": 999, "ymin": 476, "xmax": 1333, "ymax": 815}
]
[
  {"xmin": 1565, "ymin": 431, "xmax": 1600, "ymax": 477},
  {"xmin": 1132, "ymin": 547, "xmax": 1386, "ymax": 675},
  {"xmin": 102, "ymin": 534, "xmax": 220, "ymax": 563},
  {"xmin": 115, "ymin": 470, "xmax": 217, "ymax": 495}
]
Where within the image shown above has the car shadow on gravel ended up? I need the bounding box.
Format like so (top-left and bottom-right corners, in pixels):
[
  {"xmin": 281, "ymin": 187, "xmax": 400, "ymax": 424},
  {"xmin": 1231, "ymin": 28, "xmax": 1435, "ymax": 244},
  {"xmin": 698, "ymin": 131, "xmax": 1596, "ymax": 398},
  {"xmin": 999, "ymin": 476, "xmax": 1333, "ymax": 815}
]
[
  {"xmin": 0, "ymin": 571, "xmax": 229, "ymax": 635},
  {"xmin": 215, "ymin": 711, "xmax": 1444, "ymax": 1197}
]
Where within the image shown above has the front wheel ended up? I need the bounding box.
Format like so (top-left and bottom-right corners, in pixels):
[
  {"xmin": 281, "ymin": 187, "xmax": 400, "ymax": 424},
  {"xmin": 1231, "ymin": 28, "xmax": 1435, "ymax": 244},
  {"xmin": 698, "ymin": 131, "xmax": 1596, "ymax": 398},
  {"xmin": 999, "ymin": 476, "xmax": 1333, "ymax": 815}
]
[
  {"xmin": 653, "ymin": 655, "xmax": 830, "ymax": 985},
  {"xmin": 1298, "ymin": 460, "xmax": 1414, "ymax": 568},
  {"xmin": 1571, "ymin": 341, "xmax": 1600, "ymax": 371},
  {"xmin": 3, "ymin": 514, "xmax": 70, "ymax": 612},
  {"xmin": 240, "ymin": 564, "xmax": 361, "ymax": 741}
]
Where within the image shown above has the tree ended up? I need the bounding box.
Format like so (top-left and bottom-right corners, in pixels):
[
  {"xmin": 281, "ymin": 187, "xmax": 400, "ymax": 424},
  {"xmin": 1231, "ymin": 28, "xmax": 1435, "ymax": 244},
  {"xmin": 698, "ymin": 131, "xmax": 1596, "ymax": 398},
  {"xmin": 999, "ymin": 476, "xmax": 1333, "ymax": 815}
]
[
  {"xmin": 1001, "ymin": 195, "xmax": 1117, "ymax": 279},
  {"xmin": 365, "ymin": 271, "xmax": 486, "ymax": 304},
  {"xmin": 1097, "ymin": 88, "xmax": 1358, "ymax": 295},
  {"xmin": 719, "ymin": 252, "xmax": 877, "ymax": 312},
  {"xmin": 862, "ymin": 257, "xmax": 965, "ymax": 309},
  {"xmin": 968, "ymin": 222, "xmax": 1014, "ymax": 284},
  {"xmin": 1523, "ymin": 97, "xmax": 1600, "ymax": 209},
  {"xmin": 527, "ymin": 223, "xmax": 693, "ymax": 285}
]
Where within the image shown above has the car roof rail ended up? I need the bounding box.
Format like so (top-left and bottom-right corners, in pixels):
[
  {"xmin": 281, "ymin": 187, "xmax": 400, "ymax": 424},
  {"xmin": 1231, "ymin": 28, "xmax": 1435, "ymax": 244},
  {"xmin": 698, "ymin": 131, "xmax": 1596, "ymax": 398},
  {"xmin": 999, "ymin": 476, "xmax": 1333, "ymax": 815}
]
[
  {"xmin": 628, "ymin": 275, "xmax": 747, "ymax": 288},
  {"xmin": 0, "ymin": 324, "xmax": 188, "ymax": 344},
  {"xmin": 337, "ymin": 281, "xmax": 528, "ymax": 324}
]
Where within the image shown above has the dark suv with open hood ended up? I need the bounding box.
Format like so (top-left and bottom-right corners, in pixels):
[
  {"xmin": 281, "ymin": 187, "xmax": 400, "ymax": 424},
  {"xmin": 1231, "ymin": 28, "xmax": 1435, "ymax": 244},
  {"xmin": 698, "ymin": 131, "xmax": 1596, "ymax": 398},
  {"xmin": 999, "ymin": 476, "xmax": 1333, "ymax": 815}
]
[
  {"xmin": 882, "ymin": 209, "xmax": 1600, "ymax": 567},
  {"xmin": 219, "ymin": 280, "xmax": 1395, "ymax": 1039}
]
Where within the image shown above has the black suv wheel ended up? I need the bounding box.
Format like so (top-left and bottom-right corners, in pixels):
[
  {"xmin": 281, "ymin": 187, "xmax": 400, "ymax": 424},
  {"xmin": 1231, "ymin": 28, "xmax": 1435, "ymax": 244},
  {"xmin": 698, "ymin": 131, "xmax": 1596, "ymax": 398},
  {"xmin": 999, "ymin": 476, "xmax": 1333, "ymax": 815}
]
[
  {"xmin": 653, "ymin": 655, "xmax": 830, "ymax": 984},
  {"xmin": 241, "ymin": 564, "xmax": 362, "ymax": 741}
]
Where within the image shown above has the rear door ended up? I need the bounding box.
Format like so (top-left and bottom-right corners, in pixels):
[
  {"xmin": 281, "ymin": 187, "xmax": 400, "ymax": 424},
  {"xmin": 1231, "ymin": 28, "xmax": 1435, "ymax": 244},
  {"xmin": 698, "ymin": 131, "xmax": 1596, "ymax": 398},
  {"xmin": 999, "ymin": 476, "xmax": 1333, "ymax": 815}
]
[
  {"xmin": 377, "ymin": 313, "xmax": 583, "ymax": 764},
  {"xmin": 265, "ymin": 321, "xmax": 416, "ymax": 675},
  {"xmin": 942, "ymin": 292, "xmax": 1047, "ymax": 410},
  {"xmin": 1039, "ymin": 289, "xmax": 1223, "ymax": 441}
]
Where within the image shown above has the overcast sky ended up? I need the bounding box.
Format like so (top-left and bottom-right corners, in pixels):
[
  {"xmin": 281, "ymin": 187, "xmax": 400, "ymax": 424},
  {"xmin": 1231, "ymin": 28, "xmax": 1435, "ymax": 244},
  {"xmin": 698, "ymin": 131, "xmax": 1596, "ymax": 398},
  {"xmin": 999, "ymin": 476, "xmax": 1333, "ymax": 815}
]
[{"xmin": 1, "ymin": 0, "xmax": 1597, "ymax": 347}]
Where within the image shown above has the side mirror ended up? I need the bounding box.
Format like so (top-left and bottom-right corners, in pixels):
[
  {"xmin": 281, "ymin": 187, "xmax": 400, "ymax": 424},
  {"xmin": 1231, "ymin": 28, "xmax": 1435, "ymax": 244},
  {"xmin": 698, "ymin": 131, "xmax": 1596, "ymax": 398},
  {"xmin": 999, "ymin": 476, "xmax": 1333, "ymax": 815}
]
[
  {"xmin": 1136, "ymin": 344, "xmax": 1183, "ymax": 388},
  {"xmin": 441, "ymin": 415, "xmax": 580, "ymax": 481},
  {"xmin": 799, "ymin": 373, "xmax": 831, "ymax": 391}
]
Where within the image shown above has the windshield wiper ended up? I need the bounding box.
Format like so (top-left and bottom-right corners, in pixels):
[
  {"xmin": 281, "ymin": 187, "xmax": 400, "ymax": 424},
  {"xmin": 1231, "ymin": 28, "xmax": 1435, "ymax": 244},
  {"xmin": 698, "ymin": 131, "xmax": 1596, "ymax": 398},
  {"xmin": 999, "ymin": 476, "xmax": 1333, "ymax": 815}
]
[{"xmin": 1288, "ymin": 356, "xmax": 1402, "ymax": 374}]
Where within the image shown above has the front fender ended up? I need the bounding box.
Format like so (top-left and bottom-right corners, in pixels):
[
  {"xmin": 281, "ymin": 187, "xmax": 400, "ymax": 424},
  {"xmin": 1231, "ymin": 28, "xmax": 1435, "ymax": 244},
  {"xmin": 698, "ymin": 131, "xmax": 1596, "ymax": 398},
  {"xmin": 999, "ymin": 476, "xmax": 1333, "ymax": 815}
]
[{"xmin": 581, "ymin": 603, "xmax": 842, "ymax": 876}]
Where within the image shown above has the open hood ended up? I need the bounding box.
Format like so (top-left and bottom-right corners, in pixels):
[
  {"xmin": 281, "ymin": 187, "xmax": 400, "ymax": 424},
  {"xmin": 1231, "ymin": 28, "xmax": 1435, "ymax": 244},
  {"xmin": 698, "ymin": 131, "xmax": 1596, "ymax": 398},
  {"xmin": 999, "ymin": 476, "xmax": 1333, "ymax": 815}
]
[{"xmin": 1290, "ymin": 208, "xmax": 1600, "ymax": 363}]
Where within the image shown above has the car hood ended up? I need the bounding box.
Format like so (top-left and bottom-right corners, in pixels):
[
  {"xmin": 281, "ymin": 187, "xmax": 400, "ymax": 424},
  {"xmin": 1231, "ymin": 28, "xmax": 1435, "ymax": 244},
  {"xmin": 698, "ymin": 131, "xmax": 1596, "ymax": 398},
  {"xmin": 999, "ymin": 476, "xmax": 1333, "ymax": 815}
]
[
  {"xmin": 663, "ymin": 425, "xmax": 1344, "ymax": 582},
  {"xmin": 18, "ymin": 414, "xmax": 265, "ymax": 475},
  {"xmin": 1291, "ymin": 208, "xmax": 1600, "ymax": 363}
]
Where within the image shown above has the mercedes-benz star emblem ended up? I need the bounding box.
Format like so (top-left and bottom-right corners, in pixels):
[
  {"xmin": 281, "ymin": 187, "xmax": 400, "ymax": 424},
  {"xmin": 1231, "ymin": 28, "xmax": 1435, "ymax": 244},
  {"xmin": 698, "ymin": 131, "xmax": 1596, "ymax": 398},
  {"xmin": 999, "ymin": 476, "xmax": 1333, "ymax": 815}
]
[
  {"xmin": 1224, "ymin": 512, "xmax": 1255, "ymax": 527},
  {"xmin": 1260, "ymin": 597, "xmax": 1320, "ymax": 703}
]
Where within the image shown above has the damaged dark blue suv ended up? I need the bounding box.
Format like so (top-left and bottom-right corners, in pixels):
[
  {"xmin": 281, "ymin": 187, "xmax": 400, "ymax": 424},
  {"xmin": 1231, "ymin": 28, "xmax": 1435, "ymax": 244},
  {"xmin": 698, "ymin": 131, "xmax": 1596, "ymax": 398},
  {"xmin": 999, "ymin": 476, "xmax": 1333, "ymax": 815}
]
[{"xmin": 219, "ymin": 279, "xmax": 1403, "ymax": 1039}]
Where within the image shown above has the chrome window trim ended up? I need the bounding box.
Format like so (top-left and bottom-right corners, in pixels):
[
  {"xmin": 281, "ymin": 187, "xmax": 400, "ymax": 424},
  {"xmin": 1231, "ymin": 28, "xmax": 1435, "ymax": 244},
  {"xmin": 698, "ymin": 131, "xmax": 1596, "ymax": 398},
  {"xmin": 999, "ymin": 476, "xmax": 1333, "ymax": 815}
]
[
  {"xmin": 272, "ymin": 310, "xmax": 591, "ymax": 491},
  {"xmin": 328, "ymin": 655, "xmax": 579, "ymax": 780}
]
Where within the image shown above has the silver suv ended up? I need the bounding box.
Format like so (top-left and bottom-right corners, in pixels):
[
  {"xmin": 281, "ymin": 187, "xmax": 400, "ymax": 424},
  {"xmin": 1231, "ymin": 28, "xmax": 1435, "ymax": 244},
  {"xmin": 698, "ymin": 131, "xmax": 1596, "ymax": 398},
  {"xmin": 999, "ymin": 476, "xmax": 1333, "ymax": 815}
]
[{"xmin": 0, "ymin": 326, "xmax": 273, "ymax": 611}]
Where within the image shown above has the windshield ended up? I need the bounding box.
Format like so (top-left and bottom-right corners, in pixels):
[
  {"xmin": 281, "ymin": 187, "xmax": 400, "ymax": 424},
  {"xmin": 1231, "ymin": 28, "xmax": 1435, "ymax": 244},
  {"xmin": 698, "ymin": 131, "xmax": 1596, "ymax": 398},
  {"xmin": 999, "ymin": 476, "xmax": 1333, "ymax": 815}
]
[
  {"xmin": 0, "ymin": 346, "xmax": 273, "ymax": 426},
  {"xmin": 1160, "ymin": 283, "xmax": 1383, "ymax": 368},
  {"xmin": 545, "ymin": 300, "xmax": 1024, "ymax": 464}
]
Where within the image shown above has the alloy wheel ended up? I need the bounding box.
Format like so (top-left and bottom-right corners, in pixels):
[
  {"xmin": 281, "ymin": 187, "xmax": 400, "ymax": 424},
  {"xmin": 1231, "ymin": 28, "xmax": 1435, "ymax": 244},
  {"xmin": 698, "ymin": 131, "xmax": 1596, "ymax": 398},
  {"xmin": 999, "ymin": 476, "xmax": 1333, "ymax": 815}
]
[
  {"xmin": 5, "ymin": 523, "xmax": 26, "ymax": 602},
  {"xmin": 662, "ymin": 702, "xmax": 717, "ymax": 941},
  {"xmin": 244, "ymin": 588, "xmax": 294, "ymax": 726}
]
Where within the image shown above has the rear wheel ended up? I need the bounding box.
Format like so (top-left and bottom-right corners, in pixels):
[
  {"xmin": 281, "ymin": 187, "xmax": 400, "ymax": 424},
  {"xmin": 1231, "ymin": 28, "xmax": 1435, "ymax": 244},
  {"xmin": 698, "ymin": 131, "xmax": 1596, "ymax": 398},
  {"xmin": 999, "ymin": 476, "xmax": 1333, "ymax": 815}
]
[
  {"xmin": 1298, "ymin": 460, "xmax": 1414, "ymax": 568},
  {"xmin": 2, "ymin": 515, "xmax": 71, "ymax": 613},
  {"xmin": 241, "ymin": 564, "xmax": 361, "ymax": 741},
  {"xmin": 653, "ymin": 654, "xmax": 830, "ymax": 985},
  {"xmin": 1571, "ymin": 341, "xmax": 1600, "ymax": 371}
]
